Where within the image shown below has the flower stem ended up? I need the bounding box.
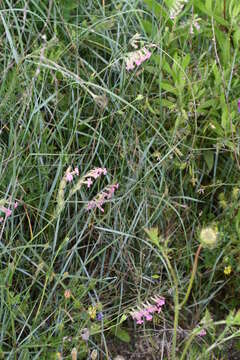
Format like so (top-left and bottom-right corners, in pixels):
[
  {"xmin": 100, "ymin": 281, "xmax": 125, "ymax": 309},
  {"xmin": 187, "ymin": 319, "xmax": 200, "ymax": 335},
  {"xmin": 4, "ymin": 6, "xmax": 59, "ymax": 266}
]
[
  {"xmin": 161, "ymin": 249, "xmax": 179, "ymax": 360},
  {"xmin": 180, "ymin": 244, "xmax": 202, "ymax": 309}
]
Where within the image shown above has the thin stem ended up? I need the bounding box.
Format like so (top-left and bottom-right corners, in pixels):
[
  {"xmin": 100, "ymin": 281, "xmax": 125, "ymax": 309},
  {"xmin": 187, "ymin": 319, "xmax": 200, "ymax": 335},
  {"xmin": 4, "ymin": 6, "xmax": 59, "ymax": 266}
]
[
  {"xmin": 161, "ymin": 249, "xmax": 179, "ymax": 360},
  {"xmin": 180, "ymin": 244, "xmax": 202, "ymax": 309}
]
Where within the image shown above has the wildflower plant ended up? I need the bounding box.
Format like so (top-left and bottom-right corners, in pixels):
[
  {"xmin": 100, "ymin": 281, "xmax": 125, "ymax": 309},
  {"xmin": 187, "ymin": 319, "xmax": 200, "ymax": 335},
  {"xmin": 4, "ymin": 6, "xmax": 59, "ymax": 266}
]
[
  {"xmin": 55, "ymin": 166, "xmax": 118, "ymax": 216},
  {"xmin": 0, "ymin": 198, "xmax": 18, "ymax": 223},
  {"xmin": 131, "ymin": 296, "xmax": 165, "ymax": 325},
  {"xmin": 125, "ymin": 47, "xmax": 152, "ymax": 71}
]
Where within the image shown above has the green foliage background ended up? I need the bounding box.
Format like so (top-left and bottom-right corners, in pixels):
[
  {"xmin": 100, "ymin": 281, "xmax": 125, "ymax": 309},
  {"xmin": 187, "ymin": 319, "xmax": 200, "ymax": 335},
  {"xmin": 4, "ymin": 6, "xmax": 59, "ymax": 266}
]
[{"xmin": 1, "ymin": 0, "xmax": 240, "ymax": 358}]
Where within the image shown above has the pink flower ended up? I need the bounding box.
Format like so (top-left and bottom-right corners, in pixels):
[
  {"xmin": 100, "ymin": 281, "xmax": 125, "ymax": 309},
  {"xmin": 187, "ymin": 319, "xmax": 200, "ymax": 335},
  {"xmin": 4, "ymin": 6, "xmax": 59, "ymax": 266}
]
[
  {"xmin": 125, "ymin": 47, "xmax": 152, "ymax": 71},
  {"xmin": 5, "ymin": 208, "xmax": 12, "ymax": 217},
  {"xmin": 0, "ymin": 217, "xmax": 3, "ymax": 223},
  {"xmin": 198, "ymin": 329, "xmax": 206, "ymax": 337},
  {"xmin": 126, "ymin": 61, "xmax": 135, "ymax": 71},
  {"xmin": 131, "ymin": 295, "xmax": 165, "ymax": 325},
  {"xmin": 238, "ymin": 99, "xmax": 240, "ymax": 113},
  {"xmin": 74, "ymin": 167, "xmax": 79, "ymax": 175},
  {"xmin": 146, "ymin": 305, "xmax": 158, "ymax": 314},
  {"xmin": 90, "ymin": 168, "xmax": 107, "ymax": 179},
  {"xmin": 131, "ymin": 310, "xmax": 144, "ymax": 324},
  {"xmin": 14, "ymin": 202, "xmax": 18, "ymax": 209},
  {"xmin": 143, "ymin": 48, "xmax": 151, "ymax": 60},
  {"xmin": 66, "ymin": 172, "xmax": 73, "ymax": 182},
  {"xmin": 0, "ymin": 206, "xmax": 12, "ymax": 218},
  {"xmin": 86, "ymin": 183, "xmax": 119, "ymax": 212},
  {"xmin": 135, "ymin": 57, "xmax": 142, "ymax": 66},
  {"xmin": 87, "ymin": 178, "xmax": 93, "ymax": 188},
  {"xmin": 153, "ymin": 296, "xmax": 165, "ymax": 307},
  {"xmin": 143, "ymin": 310, "xmax": 153, "ymax": 321}
]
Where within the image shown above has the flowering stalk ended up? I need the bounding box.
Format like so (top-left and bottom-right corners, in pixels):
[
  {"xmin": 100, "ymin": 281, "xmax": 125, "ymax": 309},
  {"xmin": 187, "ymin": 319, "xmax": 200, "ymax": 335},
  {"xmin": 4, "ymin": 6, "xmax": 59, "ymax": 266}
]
[
  {"xmin": 131, "ymin": 296, "xmax": 165, "ymax": 325},
  {"xmin": 125, "ymin": 47, "xmax": 152, "ymax": 71},
  {"xmin": 0, "ymin": 200, "xmax": 18, "ymax": 223},
  {"xmin": 86, "ymin": 183, "xmax": 119, "ymax": 212},
  {"xmin": 55, "ymin": 166, "xmax": 108, "ymax": 216}
]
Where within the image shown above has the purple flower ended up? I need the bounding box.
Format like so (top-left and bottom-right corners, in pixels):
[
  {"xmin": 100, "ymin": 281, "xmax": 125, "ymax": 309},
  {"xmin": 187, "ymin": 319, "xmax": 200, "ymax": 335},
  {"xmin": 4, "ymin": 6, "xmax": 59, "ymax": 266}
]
[
  {"xmin": 97, "ymin": 312, "xmax": 103, "ymax": 321},
  {"xmin": 238, "ymin": 99, "xmax": 240, "ymax": 113}
]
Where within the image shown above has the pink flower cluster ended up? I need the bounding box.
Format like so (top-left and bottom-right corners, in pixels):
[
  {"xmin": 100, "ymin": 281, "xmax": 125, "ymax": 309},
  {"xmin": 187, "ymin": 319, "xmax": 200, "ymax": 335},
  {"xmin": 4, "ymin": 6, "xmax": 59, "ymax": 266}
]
[
  {"xmin": 65, "ymin": 167, "xmax": 79, "ymax": 182},
  {"xmin": 86, "ymin": 183, "xmax": 119, "ymax": 212},
  {"xmin": 0, "ymin": 202, "xmax": 18, "ymax": 223},
  {"xmin": 65, "ymin": 167, "xmax": 107, "ymax": 188},
  {"xmin": 84, "ymin": 167, "xmax": 107, "ymax": 188},
  {"xmin": 131, "ymin": 296, "xmax": 165, "ymax": 325},
  {"xmin": 125, "ymin": 47, "xmax": 152, "ymax": 71}
]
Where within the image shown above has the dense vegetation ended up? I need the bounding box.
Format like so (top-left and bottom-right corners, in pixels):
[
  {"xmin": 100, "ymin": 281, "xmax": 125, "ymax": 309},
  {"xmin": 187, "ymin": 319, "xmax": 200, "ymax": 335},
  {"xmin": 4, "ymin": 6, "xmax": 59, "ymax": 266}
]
[{"xmin": 1, "ymin": 0, "xmax": 240, "ymax": 359}]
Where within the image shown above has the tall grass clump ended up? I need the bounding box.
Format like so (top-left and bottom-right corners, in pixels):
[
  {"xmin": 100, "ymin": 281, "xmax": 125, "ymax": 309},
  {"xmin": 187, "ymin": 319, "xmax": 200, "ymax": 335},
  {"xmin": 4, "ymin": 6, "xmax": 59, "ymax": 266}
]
[{"xmin": 1, "ymin": 0, "xmax": 240, "ymax": 359}]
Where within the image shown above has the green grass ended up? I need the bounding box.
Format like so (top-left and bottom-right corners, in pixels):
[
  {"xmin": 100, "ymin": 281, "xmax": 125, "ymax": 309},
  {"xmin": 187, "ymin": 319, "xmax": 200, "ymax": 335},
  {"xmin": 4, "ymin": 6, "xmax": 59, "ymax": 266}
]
[{"xmin": 1, "ymin": 0, "xmax": 240, "ymax": 359}]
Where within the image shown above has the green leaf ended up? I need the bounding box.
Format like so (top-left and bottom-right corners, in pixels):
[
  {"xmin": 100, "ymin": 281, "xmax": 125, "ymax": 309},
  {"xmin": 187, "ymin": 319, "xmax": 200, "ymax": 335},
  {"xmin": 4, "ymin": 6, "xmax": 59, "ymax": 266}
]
[
  {"xmin": 226, "ymin": 310, "xmax": 240, "ymax": 326},
  {"xmin": 205, "ymin": 0, "xmax": 212, "ymax": 13},
  {"xmin": 204, "ymin": 151, "xmax": 214, "ymax": 172},
  {"xmin": 221, "ymin": 104, "xmax": 231, "ymax": 132},
  {"xmin": 144, "ymin": 227, "xmax": 159, "ymax": 247},
  {"xmin": 200, "ymin": 309, "xmax": 213, "ymax": 325},
  {"xmin": 119, "ymin": 314, "xmax": 128, "ymax": 324},
  {"xmin": 159, "ymin": 81, "xmax": 178, "ymax": 95},
  {"xmin": 110, "ymin": 326, "xmax": 131, "ymax": 343},
  {"xmin": 143, "ymin": 0, "xmax": 168, "ymax": 19},
  {"xmin": 193, "ymin": 0, "xmax": 228, "ymax": 26},
  {"xmin": 140, "ymin": 19, "xmax": 157, "ymax": 36},
  {"xmin": 182, "ymin": 54, "xmax": 191, "ymax": 70}
]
